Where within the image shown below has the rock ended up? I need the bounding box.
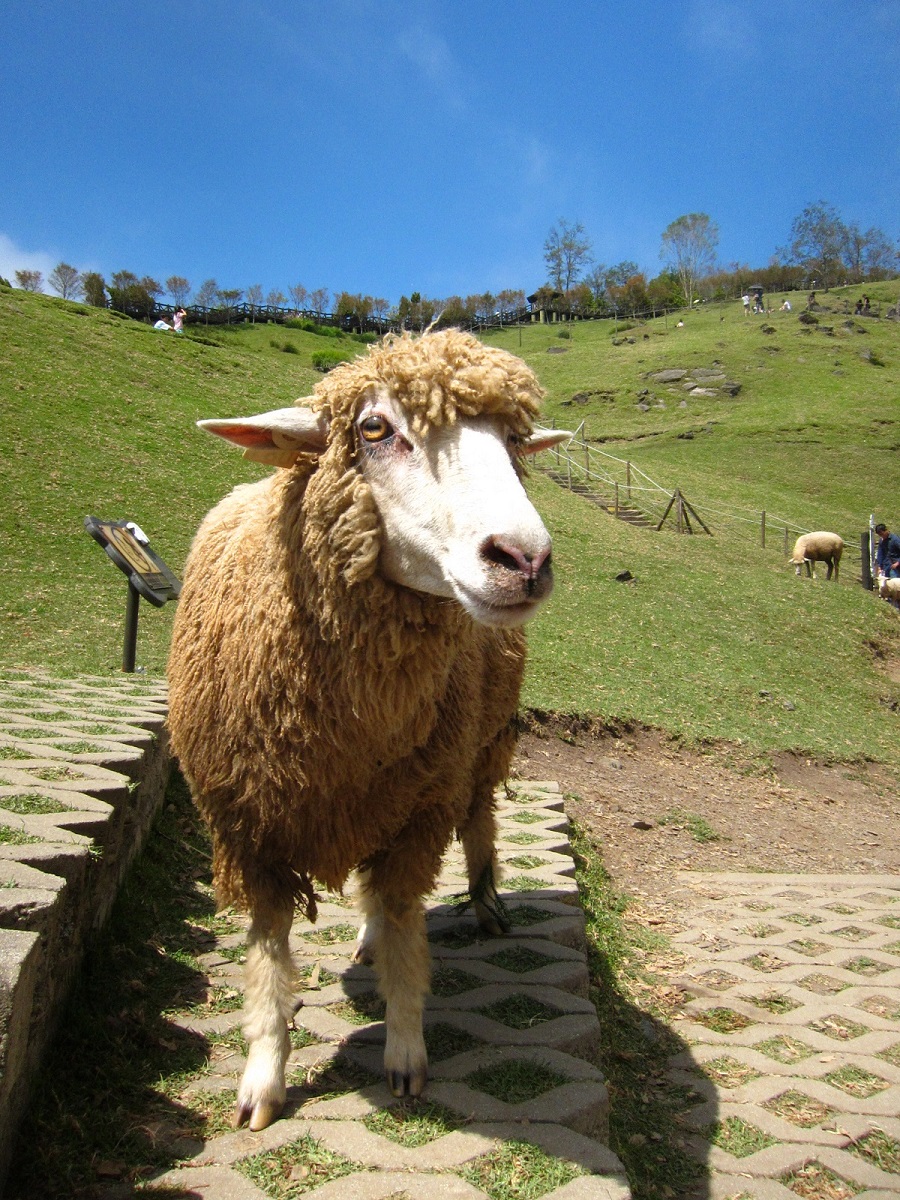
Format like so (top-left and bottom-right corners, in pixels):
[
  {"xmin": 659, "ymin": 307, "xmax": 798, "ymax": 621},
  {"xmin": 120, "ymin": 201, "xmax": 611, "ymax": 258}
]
[
  {"xmin": 677, "ymin": 431, "xmax": 694, "ymax": 439},
  {"xmin": 632, "ymin": 819, "xmax": 654, "ymax": 831},
  {"xmin": 783, "ymin": 701, "xmax": 796, "ymax": 711},
  {"xmin": 649, "ymin": 368, "xmax": 687, "ymax": 382},
  {"xmin": 690, "ymin": 369, "xmax": 726, "ymax": 381},
  {"xmin": 546, "ymin": 345, "xmax": 568, "ymax": 354},
  {"xmin": 615, "ymin": 570, "xmax": 634, "ymax": 582},
  {"xmin": 721, "ymin": 381, "xmax": 742, "ymax": 396},
  {"xmin": 689, "ymin": 387, "xmax": 718, "ymax": 397},
  {"xmin": 637, "ymin": 402, "xmax": 650, "ymax": 412},
  {"xmin": 679, "ymin": 400, "xmax": 688, "ymax": 408}
]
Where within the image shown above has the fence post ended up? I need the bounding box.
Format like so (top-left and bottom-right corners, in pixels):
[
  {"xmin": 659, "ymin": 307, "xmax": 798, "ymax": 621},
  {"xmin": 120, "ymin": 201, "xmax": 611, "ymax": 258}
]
[
  {"xmin": 614, "ymin": 482, "xmax": 619, "ymax": 518},
  {"xmin": 783, "ymin": 527, "xmax": 789, "ymax": 555},
  {"xmin": 626, "ymin": 461, "xmax": 632, "ymax": 501},
  {"xmin": 861, "ymin": 531, "xmax": 873, "ymax": 591},
  {"xmin": 760, "ymin": 510, "xmax": 766, "ymax": 548},
  {"xmin": 676, "ymin": 489, "xmax": 684, "ymax": 534},
  {"xmin": 567, "ymin": 455, "xmax": 572, "ymax": 490},
  {"xmin": 584, "ymin": 437, "xmax": 590, "ymax": 476}
]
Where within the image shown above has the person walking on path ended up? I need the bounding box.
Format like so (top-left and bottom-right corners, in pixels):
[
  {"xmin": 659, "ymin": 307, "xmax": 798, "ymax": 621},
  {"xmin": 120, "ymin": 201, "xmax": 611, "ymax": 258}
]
[{"xmin": 875, "ymin": 523, "xmax": 900, "ymax": 579}]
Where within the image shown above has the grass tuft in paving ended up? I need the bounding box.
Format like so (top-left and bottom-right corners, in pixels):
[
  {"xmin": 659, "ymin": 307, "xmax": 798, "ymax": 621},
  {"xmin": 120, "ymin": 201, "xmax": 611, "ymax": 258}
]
[
  {"xmin": 466, "ymin": 1058, "xmax": 569, "ymax": 1104},
  {"xmin": 754, "ymin": 1035, "xmax": 815, "ymax": 1064},
  {"xmin": 0, "ymin": 792, "xmax": 70, "ymax": 814},
  {"xmin": 779, "ymin": 1160, "xmax": 863, "ymax": 1198},
  {"xmin": 477, "ymin": 994, "xmax": 562, "ymax": 1029},
  {"xmin": 486, "ymin": 946, "xmax": 555, "ymax": 974},
  {"xmin": 763, "ymin": 1089, "xmax": 835, "ymax": 1127},
  {"xmin": 691, "ymin": 1006, "xmax": 756, "ymax": 1033},
  {"xmin": 363, "ymin": 1098, "xmax": 464, "ymax": 1147},
  {"xmin": 237, "ymin": 1133, "xmax": 356, "ymax": 1197},
  {"xmin": 824, "ymin": 1064, "xmax": 890, "ymax": 1097},
  {"xmin": 696, "ymin": 1056, "xmax": 761, "ymax": 1089},
  {"xmin": 459, "ymin": 1139, "xmax": 585, "ymax": 1200},
  {"xmin": 705, "ymin": 1115, "xmax": 778, "ymax": 1158},
  {"xmin": 424, "ymin": 1022, "xmax": 483, "ymax": 1061},
  {"xmin": 847, "ymin": 1128, "xmax": 900, "ymax": 1175}
]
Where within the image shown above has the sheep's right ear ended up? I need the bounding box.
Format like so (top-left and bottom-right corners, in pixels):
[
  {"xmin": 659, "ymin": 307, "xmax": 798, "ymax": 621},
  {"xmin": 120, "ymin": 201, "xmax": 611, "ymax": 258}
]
[{"xmin": 198, "ymin": 404, "xmax": 329, "ymax": 466}]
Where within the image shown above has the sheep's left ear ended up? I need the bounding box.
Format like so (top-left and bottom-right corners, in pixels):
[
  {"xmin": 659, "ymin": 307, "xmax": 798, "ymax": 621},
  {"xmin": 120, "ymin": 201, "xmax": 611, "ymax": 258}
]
[
  {"xmin": 519, "ymin": 427, "xmax": 572, "ymax": 456},
  {"xmin": 198, "ymin": 403, "xmax": 329, "ymax": 466}
]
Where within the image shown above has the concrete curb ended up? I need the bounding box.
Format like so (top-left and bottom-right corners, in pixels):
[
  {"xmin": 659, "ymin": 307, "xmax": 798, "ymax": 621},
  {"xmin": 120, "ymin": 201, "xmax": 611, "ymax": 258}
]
[{"xmin": 0, "ymin": 670, "xmax": 171, "ymax": 1189}]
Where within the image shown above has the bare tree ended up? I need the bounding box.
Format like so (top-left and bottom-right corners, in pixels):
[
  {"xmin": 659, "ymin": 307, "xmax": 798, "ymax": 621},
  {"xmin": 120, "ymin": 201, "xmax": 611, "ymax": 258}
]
[
  {"xmin": 266, "ymin": 289, "xmax": 286, "ymax": 308},
  {"xmin": 166, "ymin": 275, "xmax": 192, "ymax": 306},
  {"xmin": 309, "ymin": 288, "xmax": 330, "ymax": 315},
  {"xmin": 15, "ymin": 269, "xmax": 43, "ymax": 292},
  {"xmin": 194, "ymin": 278, "xmax": 219, "ymax": 321},
  {"xmin": 48, "ymin": 262, "xmax": 82, "ymax": 300},
  {"xmin": 288, "ymin": 283, "xmax": 308, "ymax": 312},
  {"xmin": 543, "ymin": 219, "xmax": 593, "ymax": 291},
  {"xmin": 660, "ymin": 213, "xmax": 719, "ymax": 307},
  {"xmin": 842, "ymin": 223, "xmax": 898, "ymax": 282},
  {"xmin": 246, "ymin": 284, "xmax": 263, "ymax": 321}
]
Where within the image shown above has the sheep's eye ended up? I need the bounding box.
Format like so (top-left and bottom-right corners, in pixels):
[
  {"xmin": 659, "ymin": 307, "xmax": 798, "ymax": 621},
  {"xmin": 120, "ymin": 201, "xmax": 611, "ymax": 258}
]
[{"xmin": 359, "ymin": 415, "xmax": 393, "ymax": 443}]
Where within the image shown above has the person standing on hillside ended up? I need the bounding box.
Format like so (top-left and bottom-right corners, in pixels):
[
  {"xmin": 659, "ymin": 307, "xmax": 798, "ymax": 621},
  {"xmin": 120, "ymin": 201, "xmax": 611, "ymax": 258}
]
[
  {"xmin": 172, "ymin": 306, "xmax": 186, "ymax": 332},
  {"xmin": 875, "ymin": 523, "xmax": 900, "ymax": 579}
]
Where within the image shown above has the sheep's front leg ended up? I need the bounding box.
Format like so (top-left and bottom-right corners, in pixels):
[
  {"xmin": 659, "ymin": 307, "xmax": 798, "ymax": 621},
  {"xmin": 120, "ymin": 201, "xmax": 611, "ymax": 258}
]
[
  {"xmin": 459, "ymin": 788, "xmax": 510, "ymax": 936},
  {"xmin": 235, "ymin": 905, "xmax": 295, "ymax": 1131},
  {"xmin": 352, "ymin": 869, "xmax": 381, "ymax": 966},
  {"xmin": 364, "ymin": 885, "xmax": 430, "ymax": 1097}
]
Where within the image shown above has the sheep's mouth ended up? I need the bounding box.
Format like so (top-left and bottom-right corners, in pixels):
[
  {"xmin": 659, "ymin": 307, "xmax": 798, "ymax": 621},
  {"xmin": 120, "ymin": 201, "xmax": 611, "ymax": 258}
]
[{"xmin": 450, "ymin": 579, "xmax": 550, "ymax": 628}]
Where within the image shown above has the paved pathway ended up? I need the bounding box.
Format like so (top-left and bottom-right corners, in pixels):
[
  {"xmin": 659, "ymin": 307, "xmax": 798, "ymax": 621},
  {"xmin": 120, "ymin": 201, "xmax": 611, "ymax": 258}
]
[{"xmin": 2, "ymin": 673, "xmax": 899, "ymax": 1198}]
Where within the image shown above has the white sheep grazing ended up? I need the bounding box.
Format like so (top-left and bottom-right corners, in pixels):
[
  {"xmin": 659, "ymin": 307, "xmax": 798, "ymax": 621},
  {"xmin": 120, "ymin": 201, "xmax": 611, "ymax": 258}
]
[
  {"xmin": 790, "ymin": 531, "xmax": 844, "ymax": 581},
  {"xmin": 878, "ymin": 573, "xmax": 900, "ymax": 608},
  {"xmin": 167, "ymin": 330, "xmax": 569, "ymax": 1131}
]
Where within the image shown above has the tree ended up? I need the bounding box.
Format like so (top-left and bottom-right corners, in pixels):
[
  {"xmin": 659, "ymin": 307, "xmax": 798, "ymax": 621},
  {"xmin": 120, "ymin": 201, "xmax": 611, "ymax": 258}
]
[
  {"xmin": 543, "ymin": 219, "xmax": 593, "ymax": 291},
  {"xmin": 109, "ymin": 270, "xmax": 157, "ymax": 318},
  {"xmin": 842, "ymin": 223, "xmax": 898, "ymax": 282},
  {"xmin": 48, "ymin": 262, "xmax": 82, "ymax": 300},
  {"xmin": 783, "ymin": 201, "xmax": 846, "ymax": 290},
  {"xmin": 246, "ymin": 284, "xmax": 263, "ymax": 321},
  {"xmin": 141, "ymin": 276, "xmax": 165, "ymax": 312},
  {"xmin": 166, "ymin": 275, "xmax": 191, "ymax": 306},
  {"xmin": 219, "ymin": 288, "xmax": 243, "ymax": 322},
  {"xmin": 194, "ymin": 278, "xmax": 219, "ymax": 319},
  {"xmin": 288, "ymin": 283, "xmax": 308, "ymax": 312},
  {"xmin": 81, "ymin": 271, "xmax": 107, "ymax": 307},
  {"xmin": 15, "ymin": 269, "xmax": 42, "ymax": 292},
  {"xmin": 309, "ymin": 288, "xmax": 330, "ymax": 314},
  {"xmin": 371, "ymin": 297, "xmax": 390, "ymax": 323},
  {"xmin": 660, "ymin": 213, "xmax": 719, "ymax": 308},
  {"xmin": 265, "ymin": 289, "xmax": 286, "ymax": 309},
  {"xmin": 608, "ymin": 273, "xmax": 649, "ymax": 315}
]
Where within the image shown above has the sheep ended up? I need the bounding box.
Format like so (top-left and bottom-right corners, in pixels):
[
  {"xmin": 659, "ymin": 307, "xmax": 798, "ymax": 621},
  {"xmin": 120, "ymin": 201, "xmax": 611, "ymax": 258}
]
[
  {"xmin": 167, "ymin": 329, "xmax": 569, "ymax": 1131},
  {"xmin": 789, "ymin": 531, "xmax": 844, "ymax": 581},
  {"xmin": 878, "ymin": 574, "xmax": 900, "ymax": 608}
]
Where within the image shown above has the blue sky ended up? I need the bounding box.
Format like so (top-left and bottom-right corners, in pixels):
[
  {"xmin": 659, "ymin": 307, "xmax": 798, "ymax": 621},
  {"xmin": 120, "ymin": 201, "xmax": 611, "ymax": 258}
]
[{"xmin": 2, "ymin": 2, "xmax": 897, "ymax": 306}]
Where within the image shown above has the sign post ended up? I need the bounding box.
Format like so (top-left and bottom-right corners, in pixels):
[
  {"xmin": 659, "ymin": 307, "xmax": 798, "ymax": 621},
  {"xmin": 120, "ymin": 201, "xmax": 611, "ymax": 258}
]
[{"xmin": 84, "ymin": 517, "xmax": 181, "ymax": 671}]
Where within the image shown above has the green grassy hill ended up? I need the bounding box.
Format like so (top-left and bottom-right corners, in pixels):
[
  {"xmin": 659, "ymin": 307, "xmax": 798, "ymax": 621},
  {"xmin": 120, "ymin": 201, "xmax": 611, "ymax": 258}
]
[{"xmin": 2, "ymin": 284, "xmax": 899, "ymax": 764}]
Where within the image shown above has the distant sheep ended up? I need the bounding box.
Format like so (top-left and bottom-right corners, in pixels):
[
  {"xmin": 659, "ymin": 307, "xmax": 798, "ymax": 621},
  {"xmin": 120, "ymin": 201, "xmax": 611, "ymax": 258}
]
[
  {"xmin": 790, "ymin": 531, "xmax": 844, "ymax": 581},
  {"xmin": 167, "ymin": 330, "xmax": 569, "ymax": 1131}
]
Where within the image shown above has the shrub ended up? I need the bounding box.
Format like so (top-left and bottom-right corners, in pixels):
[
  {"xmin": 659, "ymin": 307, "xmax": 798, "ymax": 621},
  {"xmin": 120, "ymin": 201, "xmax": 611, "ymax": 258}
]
[
  {"xmin": 312, "ymin": 349, "xmax": 351, "ymax": 372},
  {"xmin": 798, "ymin": 311, "xmax": 819, "ymax": 325}
]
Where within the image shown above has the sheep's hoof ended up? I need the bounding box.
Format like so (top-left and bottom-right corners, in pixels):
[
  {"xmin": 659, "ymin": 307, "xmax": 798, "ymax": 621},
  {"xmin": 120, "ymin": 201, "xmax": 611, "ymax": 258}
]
[
  {"xmin": 387, "ymin": 1065, "xmax": 428, "ymax": 1098},
  {"xmin": 233, "ymin": 1099, "xmax": 283, "ymax": 1131}
]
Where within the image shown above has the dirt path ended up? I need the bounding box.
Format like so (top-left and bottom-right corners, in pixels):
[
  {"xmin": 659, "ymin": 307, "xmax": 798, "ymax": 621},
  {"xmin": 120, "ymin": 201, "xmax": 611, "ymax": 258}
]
[{"xmin": 513, "ymin": 721, "xmax": 900, "ymax": 915}]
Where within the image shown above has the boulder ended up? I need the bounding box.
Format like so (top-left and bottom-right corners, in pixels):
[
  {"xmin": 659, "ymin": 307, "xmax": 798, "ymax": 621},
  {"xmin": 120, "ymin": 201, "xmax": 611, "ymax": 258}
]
[{"xmin": 648, "ymin": 368, "xmax": 687, "ymax": 382}]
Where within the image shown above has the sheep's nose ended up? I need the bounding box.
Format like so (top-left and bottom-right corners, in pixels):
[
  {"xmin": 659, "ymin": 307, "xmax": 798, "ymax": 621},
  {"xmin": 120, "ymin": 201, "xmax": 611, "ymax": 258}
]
[{"xmin": 481, "ymin": 538, "xmax": 552, "ymax": 594}]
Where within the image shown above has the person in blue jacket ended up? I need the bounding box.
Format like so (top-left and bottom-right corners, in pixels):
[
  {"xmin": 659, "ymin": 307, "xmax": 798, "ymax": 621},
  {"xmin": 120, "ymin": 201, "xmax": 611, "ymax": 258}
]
[{"xmin": 875, "ymin": 523, "xmax": 900, "ymax": 579}]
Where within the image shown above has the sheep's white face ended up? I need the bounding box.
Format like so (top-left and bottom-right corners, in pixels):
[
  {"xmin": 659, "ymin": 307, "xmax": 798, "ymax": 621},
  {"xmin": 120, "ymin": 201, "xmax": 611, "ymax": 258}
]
[
  {"xmin": 356, "ymin": 389, "xmax": 562, "ymax": 628},
  {"xmin": 198, "ymin": 394, "xmax": 569, "ymax": 629}
]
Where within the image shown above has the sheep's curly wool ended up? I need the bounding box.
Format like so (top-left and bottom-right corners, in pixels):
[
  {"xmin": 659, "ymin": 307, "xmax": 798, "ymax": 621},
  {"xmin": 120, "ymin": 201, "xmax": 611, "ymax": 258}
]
[{"xmin": 167, "ymin": 329, "xmax": 543, "ymax": 922}]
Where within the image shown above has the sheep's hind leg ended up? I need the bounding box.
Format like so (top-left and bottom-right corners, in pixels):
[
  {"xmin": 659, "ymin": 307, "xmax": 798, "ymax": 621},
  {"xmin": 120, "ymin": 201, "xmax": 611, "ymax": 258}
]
[
  {"xmin": 366, "ymin": 886, "xmax": 430, "ymax": 1097},
  {"xmin": 235, "ymin": 905, "xmax": 295, "ymax": 1131},
  {"xmin": 459, "ymin": 787, "xmax": 510, "ymax": 937}
]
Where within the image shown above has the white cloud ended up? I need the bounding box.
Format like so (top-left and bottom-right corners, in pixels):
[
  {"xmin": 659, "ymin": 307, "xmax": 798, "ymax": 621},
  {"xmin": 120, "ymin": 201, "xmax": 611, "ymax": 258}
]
[
  {"xmin": 396, "ymin": 26, "xmax": 468, "ymax": 112},
  {"xmin": 685, "ymin": 0, "xmax": 758, "ymax": 59},
  {"xmin": 0, "ymin": 233, "xmax": 57, "ymax": 292}
]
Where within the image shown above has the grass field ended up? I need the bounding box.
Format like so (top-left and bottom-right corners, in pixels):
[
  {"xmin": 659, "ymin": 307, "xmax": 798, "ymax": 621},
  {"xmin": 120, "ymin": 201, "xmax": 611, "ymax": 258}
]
[{"xmin": 2, "ymin": 282, "xmax": 899, "ymax": 764}]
